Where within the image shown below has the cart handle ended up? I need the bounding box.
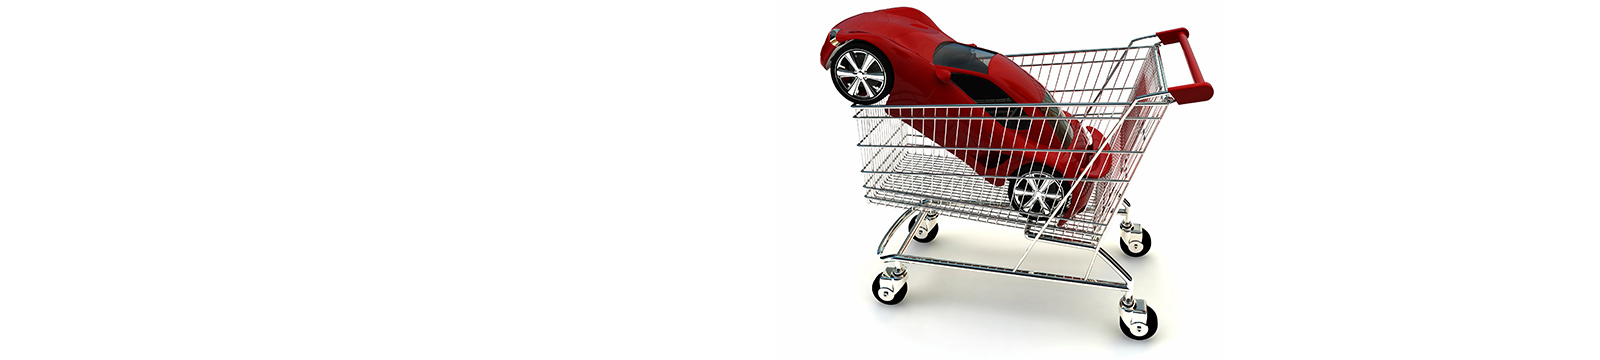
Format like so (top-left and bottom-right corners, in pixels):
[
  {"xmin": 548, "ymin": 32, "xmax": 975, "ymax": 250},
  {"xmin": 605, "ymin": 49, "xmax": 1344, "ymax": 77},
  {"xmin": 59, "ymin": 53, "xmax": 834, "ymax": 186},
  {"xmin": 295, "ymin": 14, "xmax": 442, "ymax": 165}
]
[{"xmin": 1155, "ymin": 28, "xmax": 1213, "ymax": 104}]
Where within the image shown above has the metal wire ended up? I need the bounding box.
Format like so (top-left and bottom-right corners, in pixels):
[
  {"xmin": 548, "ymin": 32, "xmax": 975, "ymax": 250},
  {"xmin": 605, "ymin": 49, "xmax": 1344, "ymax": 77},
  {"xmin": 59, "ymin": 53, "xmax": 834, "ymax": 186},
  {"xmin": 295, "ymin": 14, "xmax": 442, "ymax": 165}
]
[{"xmin": 855, "ymin": 44, "xmax": 1171, "ymax": 254}]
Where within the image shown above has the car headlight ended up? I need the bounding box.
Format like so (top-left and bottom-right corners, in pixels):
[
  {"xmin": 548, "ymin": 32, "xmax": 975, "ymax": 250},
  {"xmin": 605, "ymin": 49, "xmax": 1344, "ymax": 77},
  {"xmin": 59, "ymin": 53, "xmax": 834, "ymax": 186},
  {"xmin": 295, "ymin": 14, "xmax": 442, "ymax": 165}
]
[{"xmin": 829, "ymin": 29, "xmax": 840, "ymax": 47}]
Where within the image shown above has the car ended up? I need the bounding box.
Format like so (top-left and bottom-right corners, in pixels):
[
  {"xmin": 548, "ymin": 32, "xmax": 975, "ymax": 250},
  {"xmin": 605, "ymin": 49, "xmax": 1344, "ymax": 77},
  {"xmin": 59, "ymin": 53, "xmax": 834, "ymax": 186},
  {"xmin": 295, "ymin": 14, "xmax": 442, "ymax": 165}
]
[{"xmin": 821, "ymin": 7, "xmax": 1111, "ymax": 220}]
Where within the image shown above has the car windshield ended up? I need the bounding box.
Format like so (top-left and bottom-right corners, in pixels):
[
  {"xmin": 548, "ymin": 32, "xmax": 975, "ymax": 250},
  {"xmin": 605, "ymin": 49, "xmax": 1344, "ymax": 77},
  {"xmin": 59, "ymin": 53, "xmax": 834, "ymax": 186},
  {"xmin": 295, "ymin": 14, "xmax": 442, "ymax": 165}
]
[{"xmin": 932, "ymin": 42, "xmax": 995, "ymax": 74}]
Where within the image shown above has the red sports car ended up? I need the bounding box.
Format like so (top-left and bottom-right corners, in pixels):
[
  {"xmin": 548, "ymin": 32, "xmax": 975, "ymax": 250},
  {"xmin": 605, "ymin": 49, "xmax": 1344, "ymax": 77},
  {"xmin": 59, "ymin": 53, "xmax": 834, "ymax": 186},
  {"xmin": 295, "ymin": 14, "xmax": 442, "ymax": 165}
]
[{"xmin": 822, "ymin": 7, "xmax": 1110, "ymax": 219}]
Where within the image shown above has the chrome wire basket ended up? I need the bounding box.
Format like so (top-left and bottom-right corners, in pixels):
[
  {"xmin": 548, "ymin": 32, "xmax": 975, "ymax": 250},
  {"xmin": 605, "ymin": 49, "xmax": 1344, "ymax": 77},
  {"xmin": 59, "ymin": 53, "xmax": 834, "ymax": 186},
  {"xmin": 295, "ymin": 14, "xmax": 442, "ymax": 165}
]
[{"xmin": 856, "ymin": 28, "xmax": 1213, "ymax": 340}]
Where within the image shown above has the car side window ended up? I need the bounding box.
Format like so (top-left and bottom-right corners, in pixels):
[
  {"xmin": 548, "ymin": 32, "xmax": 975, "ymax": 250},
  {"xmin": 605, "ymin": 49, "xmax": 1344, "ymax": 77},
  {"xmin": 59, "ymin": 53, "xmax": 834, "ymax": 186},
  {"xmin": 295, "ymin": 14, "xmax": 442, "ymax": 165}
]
[
  {"xmin": 932, "ymin": 42, "xmax": 995, "ymax": 74},
  {"xmin": 948, "ymin": 72, "xmax": 1027, "ymax": 130}
]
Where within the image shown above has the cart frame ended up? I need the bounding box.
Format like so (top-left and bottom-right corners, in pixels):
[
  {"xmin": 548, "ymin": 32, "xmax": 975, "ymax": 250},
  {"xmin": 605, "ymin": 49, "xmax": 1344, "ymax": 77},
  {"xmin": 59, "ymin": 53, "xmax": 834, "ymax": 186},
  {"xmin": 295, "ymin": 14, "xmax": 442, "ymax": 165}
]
[{"xmin": 854, "ymin": 28, "xmax": 1211, "ymax": 340}]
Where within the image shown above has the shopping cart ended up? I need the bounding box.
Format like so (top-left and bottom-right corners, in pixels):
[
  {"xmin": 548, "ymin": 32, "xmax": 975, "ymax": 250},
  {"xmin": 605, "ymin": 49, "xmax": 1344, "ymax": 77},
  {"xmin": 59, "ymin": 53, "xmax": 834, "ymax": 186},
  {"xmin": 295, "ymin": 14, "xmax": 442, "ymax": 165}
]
[{"xmin": 856, "ymin": 28, "xmax": 1212, "ymax": 340}]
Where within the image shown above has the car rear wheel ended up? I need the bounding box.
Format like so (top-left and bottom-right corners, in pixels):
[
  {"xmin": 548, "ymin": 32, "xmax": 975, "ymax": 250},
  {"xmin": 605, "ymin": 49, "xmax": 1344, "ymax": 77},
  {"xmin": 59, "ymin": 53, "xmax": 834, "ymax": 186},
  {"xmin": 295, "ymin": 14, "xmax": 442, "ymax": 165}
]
[
  {"xmin": 830, "ymin": 43, "xmax": 893, "ymax": 105},
  {"xmin": 1008, "ymin": 165, "xmax": 1070, "ymax": 221}
]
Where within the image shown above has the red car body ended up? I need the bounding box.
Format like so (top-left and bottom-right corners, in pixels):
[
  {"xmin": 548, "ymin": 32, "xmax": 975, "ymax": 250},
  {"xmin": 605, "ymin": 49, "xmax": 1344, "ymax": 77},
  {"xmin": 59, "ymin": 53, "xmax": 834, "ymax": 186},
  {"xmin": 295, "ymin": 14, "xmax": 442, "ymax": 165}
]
[{"xmin": 822, "ymin": 7, "xmax": 1110, "ymax": 215}]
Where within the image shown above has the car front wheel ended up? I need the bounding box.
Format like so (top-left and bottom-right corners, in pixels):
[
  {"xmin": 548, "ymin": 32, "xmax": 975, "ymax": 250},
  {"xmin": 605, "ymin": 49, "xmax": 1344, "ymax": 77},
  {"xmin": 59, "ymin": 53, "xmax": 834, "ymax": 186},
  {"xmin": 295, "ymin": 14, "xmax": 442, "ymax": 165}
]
[{"xmin": 829, "ymin": 43, "xmax": 893, "ymax": 105}]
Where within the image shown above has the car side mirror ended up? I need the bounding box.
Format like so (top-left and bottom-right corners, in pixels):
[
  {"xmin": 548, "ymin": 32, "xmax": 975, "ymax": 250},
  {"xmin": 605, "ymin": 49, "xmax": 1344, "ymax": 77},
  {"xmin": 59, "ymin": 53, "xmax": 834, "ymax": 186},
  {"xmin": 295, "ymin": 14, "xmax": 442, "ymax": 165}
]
[{"xmin": 935, "ymin": 68, "xmax": 951, "ymax": 83}]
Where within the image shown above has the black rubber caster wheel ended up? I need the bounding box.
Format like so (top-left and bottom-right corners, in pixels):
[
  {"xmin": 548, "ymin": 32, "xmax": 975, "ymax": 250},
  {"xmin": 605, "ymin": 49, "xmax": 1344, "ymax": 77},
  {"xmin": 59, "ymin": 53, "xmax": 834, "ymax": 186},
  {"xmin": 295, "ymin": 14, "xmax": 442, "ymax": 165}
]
[
  {"xmin": 1120, "ymin": 306, "xmax": 1158, "ymax": 340},
  {"xmin": 1120, "ymin": 229, "xmax": 1151, "ymax": 257},
  {"xmin": 871, "ymin": 275, "xmax": 907, "ymax": 305},
  {"xmin": 908, "ymin": 217, "xmax": 938, "ymax": 243}
]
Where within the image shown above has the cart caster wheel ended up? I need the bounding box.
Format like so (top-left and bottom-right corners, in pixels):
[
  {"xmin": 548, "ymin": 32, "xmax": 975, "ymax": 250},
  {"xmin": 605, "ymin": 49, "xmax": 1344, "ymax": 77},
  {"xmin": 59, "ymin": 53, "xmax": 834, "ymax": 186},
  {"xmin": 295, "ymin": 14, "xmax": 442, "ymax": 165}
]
[
  {"xmin": 908, "ymin": 218, "xmax": 938, "ymax": 243},
  {"xmin": 1120, "ymin": 306, "xmax": 1158, "ymax": 340},
  {"xmin": 871, "ymin": 276, "xmax": 907, "ymax": 305},
  {"xmin": 1120, "ymin": 229, "xmax": 1151, "ymax": 257}
]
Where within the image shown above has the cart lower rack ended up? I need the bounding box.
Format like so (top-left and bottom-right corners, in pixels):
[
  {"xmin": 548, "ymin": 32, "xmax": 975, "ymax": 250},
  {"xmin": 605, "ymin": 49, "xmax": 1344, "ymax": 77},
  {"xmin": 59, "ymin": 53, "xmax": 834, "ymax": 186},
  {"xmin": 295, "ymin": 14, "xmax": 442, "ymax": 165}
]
[{"xmin": 852, "ymin": 29, "xmax": 1212, "ymax": 340}]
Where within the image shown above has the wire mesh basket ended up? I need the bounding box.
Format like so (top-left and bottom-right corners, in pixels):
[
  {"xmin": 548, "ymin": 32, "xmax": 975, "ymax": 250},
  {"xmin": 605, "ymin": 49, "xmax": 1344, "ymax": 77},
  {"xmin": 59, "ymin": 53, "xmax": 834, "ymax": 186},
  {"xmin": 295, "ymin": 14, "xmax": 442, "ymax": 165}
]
[{"xmin": 856, "ymin": 44, "xmax": 1170, "ymax": 249}]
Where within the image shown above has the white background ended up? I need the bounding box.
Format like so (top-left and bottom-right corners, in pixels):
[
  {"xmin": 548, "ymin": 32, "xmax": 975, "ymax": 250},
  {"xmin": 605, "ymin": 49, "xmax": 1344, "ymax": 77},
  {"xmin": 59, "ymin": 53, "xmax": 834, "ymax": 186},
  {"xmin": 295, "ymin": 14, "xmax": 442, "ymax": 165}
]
[{"xmin": 2, "ymin": 0, "xmax": 1598, "ymax": 359}]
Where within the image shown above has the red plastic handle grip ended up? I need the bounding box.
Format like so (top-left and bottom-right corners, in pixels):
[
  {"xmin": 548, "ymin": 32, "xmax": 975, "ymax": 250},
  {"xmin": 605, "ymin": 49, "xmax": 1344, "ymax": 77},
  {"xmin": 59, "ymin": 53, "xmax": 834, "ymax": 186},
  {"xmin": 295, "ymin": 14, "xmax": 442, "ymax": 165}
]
[{"xmin": 1155, "ymin": 28, "xmax": 1212, "ymax": 104}]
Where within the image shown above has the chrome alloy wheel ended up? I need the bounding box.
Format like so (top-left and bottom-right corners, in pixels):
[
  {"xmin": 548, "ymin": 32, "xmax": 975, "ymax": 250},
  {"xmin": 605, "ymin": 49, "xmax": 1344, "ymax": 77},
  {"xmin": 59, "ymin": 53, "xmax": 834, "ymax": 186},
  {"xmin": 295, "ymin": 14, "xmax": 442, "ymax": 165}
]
[
  {"xmin": 1010, "ymin": 172, "xmax": 1069, "ymax": 220},
  {"xmin": 833, "ymin": 49, "xmax": 887, "ymax": 102}
]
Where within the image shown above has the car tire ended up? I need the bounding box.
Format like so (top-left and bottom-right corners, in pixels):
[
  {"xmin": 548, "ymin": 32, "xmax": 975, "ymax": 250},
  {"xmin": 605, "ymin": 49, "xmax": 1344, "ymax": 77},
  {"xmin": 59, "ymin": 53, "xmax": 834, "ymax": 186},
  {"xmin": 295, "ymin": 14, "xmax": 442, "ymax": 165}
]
[
  {"xmin": 1008, "ymin": 164, "xmax": 1070, "ymax": 221},
  {"xmin": 829, "ymin": 42, "xmax": 893, "ymax": 105}
]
